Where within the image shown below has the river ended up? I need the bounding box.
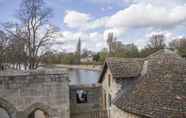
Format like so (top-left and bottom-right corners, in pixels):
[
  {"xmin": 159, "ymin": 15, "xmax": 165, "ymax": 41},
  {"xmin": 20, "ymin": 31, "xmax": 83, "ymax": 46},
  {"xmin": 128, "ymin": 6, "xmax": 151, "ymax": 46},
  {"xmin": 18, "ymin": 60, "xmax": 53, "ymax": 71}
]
[
  {"xmin": 40, "ymin": 65, "xmax": 102, "ymax": 85},
  {"xmin": 68, "ymin": 68, "xmax": 101, "ymax": 85}
]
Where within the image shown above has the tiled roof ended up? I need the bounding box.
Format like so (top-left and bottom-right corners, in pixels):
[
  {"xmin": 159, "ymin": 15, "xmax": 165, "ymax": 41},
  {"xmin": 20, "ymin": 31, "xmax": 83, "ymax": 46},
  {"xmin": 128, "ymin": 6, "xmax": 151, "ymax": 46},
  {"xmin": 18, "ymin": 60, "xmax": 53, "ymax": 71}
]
[
  {"xmin": 113, "ymin": 49, "xmax": 186, "ymax": 118},
  {"xmin": 98, "ymin": 58, "xmax": 144, "ymax": 83},
  {"xmin": 106, "ymin": 58, "xmax": 144, "ymax": 78}
]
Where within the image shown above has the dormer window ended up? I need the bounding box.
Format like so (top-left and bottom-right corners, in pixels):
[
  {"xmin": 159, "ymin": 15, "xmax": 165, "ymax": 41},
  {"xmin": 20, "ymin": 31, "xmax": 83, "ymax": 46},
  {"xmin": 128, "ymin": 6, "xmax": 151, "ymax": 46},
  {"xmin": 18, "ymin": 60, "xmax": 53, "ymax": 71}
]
[
  {"xmin": 108, "ymin": 74, "xmax": 111, "ymax": 87},
  {"xmin": 108, "ymin": 94, "xmax": 112, "ymax": 107}
]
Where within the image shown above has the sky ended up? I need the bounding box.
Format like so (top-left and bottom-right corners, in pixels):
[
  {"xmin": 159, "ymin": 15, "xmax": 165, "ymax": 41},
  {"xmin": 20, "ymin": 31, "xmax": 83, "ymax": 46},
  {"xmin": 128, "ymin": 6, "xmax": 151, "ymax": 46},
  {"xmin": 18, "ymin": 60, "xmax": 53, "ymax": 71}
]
[{"xmin": 0, "ymin": 0, "xmax": 186, "ymax": 52}]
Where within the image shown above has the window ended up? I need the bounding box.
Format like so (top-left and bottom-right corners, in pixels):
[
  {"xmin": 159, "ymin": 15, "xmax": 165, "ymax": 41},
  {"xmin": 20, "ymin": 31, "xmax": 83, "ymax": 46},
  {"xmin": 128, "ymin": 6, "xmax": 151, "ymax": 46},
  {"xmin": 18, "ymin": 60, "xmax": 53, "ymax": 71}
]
[
  {"xmin": 104, "ymin": 93, "xmax": 107, "ymax": 109},
  {"xmin": 108, "ymin": 94, "xmax": 112, "ymax": 107},
  {"xmin": 108, "ymin": 74, "xmax": 111, "ymax": 87},
  {"xmin": 76, "ymin": 90, "xmax": 88, "ymax": 103}
]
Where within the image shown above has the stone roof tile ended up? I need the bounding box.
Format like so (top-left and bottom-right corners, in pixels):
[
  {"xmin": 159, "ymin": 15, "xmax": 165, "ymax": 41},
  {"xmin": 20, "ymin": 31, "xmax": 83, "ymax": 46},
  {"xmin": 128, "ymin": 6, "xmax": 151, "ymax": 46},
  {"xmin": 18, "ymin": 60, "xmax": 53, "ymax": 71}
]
[
  {"xmin": 106, "ymin": 58, "xmax": 144, "ymax": 78},
  {"xmin": 113, "ymin": 49, "xmax": 186, "ymax": 118}
]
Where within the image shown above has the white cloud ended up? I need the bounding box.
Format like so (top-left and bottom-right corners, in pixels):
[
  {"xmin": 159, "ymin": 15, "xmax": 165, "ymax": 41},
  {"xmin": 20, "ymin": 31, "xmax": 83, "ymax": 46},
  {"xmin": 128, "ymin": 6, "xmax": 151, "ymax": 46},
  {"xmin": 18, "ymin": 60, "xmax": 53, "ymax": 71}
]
[
  {"xmin": 88, "ymin": 17, "xmax": 109, "ymax": 29},
  {"xmin": 64, "ymin": 10, "xmax": 91, "ymax": 29},
  {"xmin": 64, "ymin": 3, "xmax": 186, "ymax": 31},
  {"xmin": 107, "ymin": 4, "xmax": 186, "ymax": 28},
  {"xmin": 131, "ymin": 0, "xmax": 186, "ymax": 6},
  {"xmin": 64, "ymin": 10, "xmax": 109, "ymax": 30},
  {"xmin": 62, "ymin": 1, "xmax": 186, "ymax": 51},
  {"xmin": 53, "ymin": 31, "xmax": 107, "ymax": 52},
  {"xmin": 87, "ymin": 0, "xmax": 186, "ymax": 6}
]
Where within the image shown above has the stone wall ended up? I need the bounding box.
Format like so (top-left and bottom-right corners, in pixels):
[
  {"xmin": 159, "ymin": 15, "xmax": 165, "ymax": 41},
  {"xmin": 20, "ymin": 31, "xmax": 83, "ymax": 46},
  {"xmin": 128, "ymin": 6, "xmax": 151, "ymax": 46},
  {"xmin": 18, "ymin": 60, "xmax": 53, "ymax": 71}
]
[
  {"xmin": 0, "ymin": 70, "xmax": 70, "ymax": 118},
  {"xmin": 102, "ymin": 68, "xmax": 140, "ymax": 118},
  {"xmin": 70, "ymin": 84, "xmax": 106, "ymax": 118},
  {"xmin": 102, "ymin": 68, "xmax": 123, "ymax": 109},
  {"xmin": 111, "ymin": 105, "xmax": 141, "ymax": 118}
]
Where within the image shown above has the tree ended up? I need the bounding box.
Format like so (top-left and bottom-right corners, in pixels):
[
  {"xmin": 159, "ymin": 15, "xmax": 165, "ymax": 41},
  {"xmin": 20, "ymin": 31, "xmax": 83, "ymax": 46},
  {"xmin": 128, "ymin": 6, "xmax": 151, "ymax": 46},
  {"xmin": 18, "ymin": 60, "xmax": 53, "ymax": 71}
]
[
  {"xmin": 0, "ymin": 30, "xmax": 8, "ymax": 70},
  {"xmin": 75, "ymin": 38, "xmax": 81, "ymax": 64},
  {"xmin": 7, "ymin": 36, "xmax": 28, "ymax": 70},
  {"xmin": 93, "ymin": 53, "xmax": 100, "ymax": 62},
  {"xmin": 125, "ymin": 44, "xmax": 139, "ymax": 58},
  {"xmin": 3, "ymin": 0, "xmax": 57, "ymax": 69},
  {"xmin": 147, "ymin": 34, "xmax": 166, "ymax": 49},
  {"xmin": 140, "ymin": 34, "xmax": 166, "ymax": 57},
  {"xmin": 98, "ymin": 48, "xmax": 108, "ymax": 62}
]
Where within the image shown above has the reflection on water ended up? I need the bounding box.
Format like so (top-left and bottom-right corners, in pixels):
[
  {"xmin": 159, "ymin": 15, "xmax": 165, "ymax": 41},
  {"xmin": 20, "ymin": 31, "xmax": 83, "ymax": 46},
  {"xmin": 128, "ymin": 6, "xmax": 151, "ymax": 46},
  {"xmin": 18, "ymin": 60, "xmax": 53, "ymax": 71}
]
[{"xmin": 68, "ymin": 69, "xmax": 101, "ymax": 85}]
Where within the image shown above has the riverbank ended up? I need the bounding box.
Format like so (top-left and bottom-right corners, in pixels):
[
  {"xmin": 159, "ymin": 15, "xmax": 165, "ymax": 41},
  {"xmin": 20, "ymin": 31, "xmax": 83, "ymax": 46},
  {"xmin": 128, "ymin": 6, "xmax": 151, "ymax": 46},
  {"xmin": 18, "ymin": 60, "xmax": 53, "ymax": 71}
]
[{"xmin": 42, "ymin": 64, "xmax": 102, "ymax": 71}]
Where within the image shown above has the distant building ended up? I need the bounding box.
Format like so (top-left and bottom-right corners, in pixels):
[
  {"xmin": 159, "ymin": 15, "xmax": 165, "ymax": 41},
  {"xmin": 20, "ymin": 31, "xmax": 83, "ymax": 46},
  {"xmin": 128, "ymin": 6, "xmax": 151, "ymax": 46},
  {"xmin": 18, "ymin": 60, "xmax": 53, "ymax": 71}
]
[
  {"xmin": 99, "ymin": 49, "xmax": 186, "ymax": 118},
  {"xmin": 80, "ymin": 50, "xmax": 95, "ymax": 63},
  {"xmin": 81, "ymin": 54, "xmax": 94, "ymax": 63},
  {"xmin": 106, "ymin": 32, "xmax": 130, "ymax": 55}
]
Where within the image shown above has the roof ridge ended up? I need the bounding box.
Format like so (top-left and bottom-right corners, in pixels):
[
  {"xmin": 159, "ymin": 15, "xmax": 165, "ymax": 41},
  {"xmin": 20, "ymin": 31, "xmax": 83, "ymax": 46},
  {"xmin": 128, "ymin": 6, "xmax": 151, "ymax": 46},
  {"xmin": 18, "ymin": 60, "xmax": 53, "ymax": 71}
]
[
  {"xmin": 106, "ymin": 57, "xmax": 144, "ymax": 62},
  {"xmin": 146, "ymin": 49, "xmax": 180, "ymax": 59}
]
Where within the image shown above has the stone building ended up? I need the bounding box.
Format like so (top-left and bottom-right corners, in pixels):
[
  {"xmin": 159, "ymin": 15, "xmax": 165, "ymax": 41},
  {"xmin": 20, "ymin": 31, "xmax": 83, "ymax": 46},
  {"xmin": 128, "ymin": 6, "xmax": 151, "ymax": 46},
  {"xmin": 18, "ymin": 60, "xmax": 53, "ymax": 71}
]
[
  {"xmin": 0, "ymin": 69, "xmax": 106, "ymax": 118},
  {"xmin": 0, "ymin": 70, "xmax": 70, "ymax": 118},
  {"xmin": 99, "ymin": 49, "xmax": 186, "ymax": 118}
]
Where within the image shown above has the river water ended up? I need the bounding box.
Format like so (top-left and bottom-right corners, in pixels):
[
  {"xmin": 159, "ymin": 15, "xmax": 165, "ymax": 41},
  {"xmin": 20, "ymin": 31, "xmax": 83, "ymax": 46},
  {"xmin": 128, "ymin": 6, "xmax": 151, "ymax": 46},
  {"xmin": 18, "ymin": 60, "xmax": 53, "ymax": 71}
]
[{"xmin": 68, "ymin": 69, "xmax": 101, "ymax": 85}]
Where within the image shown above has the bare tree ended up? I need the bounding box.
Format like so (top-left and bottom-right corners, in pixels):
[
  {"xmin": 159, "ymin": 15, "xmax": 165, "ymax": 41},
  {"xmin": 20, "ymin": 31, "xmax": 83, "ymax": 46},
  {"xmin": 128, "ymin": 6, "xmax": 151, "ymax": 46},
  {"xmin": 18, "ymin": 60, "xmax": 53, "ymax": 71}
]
[
  {"xmin": 139, "ymin": 34, "xmax": 166, "ymax": 57},
  {"xmin": 3, "ymin": 0, "xmax": 57, "ymax": 69},
  {"xmin": 0, "ymin": 30, "xmax": 8, "ymax": 70},
  {"xmin": 147, "ymin": 34, "xmax": 166, "ymax": 49},
  {"xmin": 8, "ymin": 35, "xmax": 28, "ymax": 70}
]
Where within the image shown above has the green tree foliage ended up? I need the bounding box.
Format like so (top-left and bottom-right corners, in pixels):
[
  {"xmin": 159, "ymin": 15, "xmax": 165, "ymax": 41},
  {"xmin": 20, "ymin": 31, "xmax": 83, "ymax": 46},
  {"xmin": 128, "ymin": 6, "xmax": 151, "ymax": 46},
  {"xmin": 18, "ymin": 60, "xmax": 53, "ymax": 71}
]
[
  {"xmin": 109, "ymin": 43, "xmax": 139, "ymax": 58},
  {"xmin": 62, "ymin": 53, "xmax": 76, "ymax": 64},
  {"xmin": 126, "ymin": 44, "xmax": 140, "ymax": 58},
  {"xmin": 41, "ymin": 51, "xmax": 63, "ymax": 64},
  {"xmin": 41, "ymin": 51, "xmax": 78, "ymax": 65},
  {"xmin": 97, "ymin": 48, "xmax": 109, "ymax": 62}
]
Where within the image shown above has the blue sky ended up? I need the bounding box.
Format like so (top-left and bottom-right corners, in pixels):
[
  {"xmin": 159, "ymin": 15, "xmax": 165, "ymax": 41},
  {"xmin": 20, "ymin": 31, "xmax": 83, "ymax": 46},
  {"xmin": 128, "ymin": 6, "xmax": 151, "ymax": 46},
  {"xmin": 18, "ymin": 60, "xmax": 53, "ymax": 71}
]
[{"xmin": 0, "ymin": 0, "xmax": 186, "ymax": 52}]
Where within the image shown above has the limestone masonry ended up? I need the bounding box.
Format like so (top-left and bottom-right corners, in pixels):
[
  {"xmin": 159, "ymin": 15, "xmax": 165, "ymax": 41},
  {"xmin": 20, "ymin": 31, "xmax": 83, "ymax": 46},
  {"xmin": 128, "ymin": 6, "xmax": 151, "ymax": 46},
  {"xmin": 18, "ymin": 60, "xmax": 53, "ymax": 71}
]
[{"xmin": 0, "ymin": 70, "xmax": 70, "ymax": 118}]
